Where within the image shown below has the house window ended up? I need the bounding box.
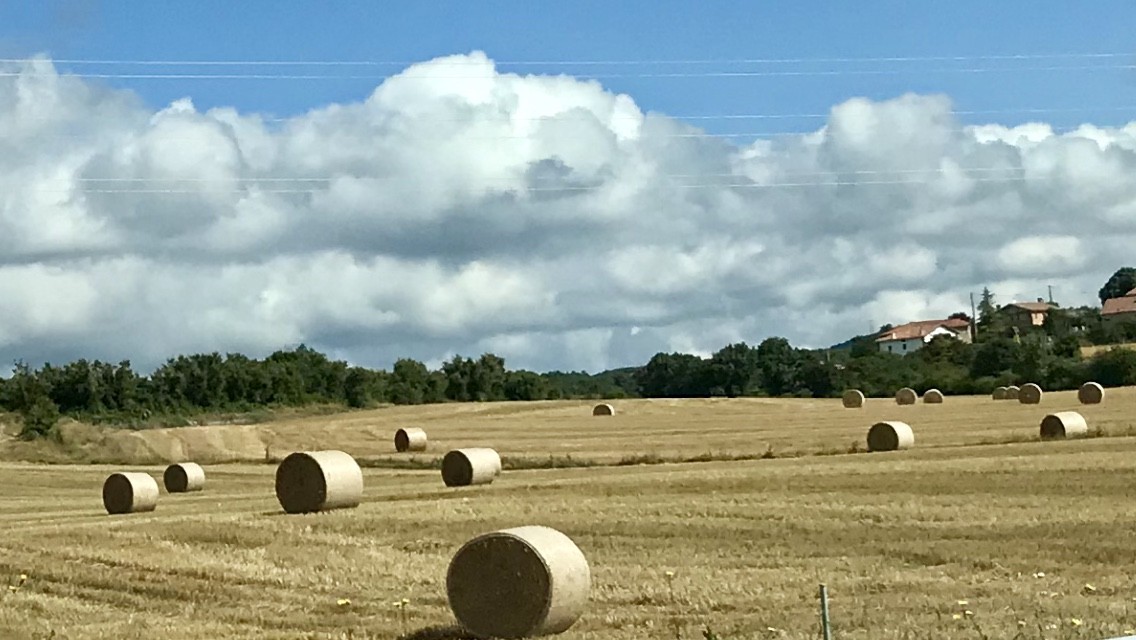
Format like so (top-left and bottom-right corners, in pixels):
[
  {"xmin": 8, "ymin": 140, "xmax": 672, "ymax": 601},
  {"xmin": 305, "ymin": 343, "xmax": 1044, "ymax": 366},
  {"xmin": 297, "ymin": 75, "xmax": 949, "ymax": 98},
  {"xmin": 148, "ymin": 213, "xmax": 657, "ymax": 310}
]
[
  {"xmin": 902, "ymin": 343, "xmax": 907, "ymax": 351},
  {"xmin": 888, "ymin": 345, "xmax": 893, "ymax": 352}
]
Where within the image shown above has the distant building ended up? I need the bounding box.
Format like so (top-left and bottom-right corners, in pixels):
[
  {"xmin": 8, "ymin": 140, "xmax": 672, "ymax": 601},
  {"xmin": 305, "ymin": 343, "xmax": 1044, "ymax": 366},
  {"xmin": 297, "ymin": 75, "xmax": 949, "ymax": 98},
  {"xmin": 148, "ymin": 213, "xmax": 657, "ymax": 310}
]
[
  {"xmin": 999, "ymin": 299, "xmax": 1056, "ymax": 333},
  {"xmin": 1102, "ymin": 287, "xmax": 1136, "ymax": 326},
  {"xmin": 876, "ymin": 318, "xmax": 972, "ymax": 355}
]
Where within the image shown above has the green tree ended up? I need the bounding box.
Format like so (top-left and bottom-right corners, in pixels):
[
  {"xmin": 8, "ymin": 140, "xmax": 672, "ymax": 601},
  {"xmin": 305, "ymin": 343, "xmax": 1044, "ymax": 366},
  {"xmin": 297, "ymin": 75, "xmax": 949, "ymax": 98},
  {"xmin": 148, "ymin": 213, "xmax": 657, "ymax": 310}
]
[
  {"xmin": 797, "ymin": 356, "xmax": 840, "ymax": 398},
  {"xmin": 707, "ymin": 342, "xmax": 758, "ymax": 397},
  {"xmin": 970, "ymin": 338, "xmax": 1020, "ymax": 379},
  {"xmin": 1087, "ymin": 348, "xmax": 1136, "ymax": 386},
  {"xmin": 441, "ymin": 356, "xmax": 474, "ymax": 401},
  {"xmin": 975, "ymin": 287, "xmax": 1007, "ymax": 341},
  {"xmin": 843, "ymin": 352, "xmax": 917, "ymax": 397},
  {"xmin": 918, "ymin": 335, "xmax": 974, "ymax": 368},
  {"xmin": 1013, "ymin": 334, "xmax": 1055, "ymax": 383},
  {"xmin": 7, "ymin": 363, "xmax": 60, "ymax": 440},
  {"xmin": 344, "ymin": 367, "xmax": 372, "ymax": 408},
  {"xmin": 635, "ymin": 352, "xmax": 710, "ymax": 398},
  {"xmin": 389, "ymin": 358, "xmax": 429, "ymax": 405},
  {"xmin": 424, "ymin": 370, "xmax": 448, "ymax": 403},
  {"xmin": 470, "ymin": 353, "xmax": 507, "ymax": 401},
  {"xmin": 755, "ymin": 337, "xmax": 800, "ymax": 396},
  {"xmin": 1098, "ymin": 267, "xmax": 1136, "ymax": 303},
  {"xmin": 504, "ymin": 370, "xmax": 551, "ymax": 401},
  {"xmin": 848, "ymin": 333, "xmax": 882, "ymax": 358}
]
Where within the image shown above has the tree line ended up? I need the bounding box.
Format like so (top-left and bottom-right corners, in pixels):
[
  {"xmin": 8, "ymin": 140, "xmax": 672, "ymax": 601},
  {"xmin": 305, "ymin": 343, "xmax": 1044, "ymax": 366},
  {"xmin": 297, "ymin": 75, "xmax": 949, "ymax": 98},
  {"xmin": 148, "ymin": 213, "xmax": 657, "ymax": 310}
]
[
  {"xmin": 0, "ymin": 346, "xmax": 638, "ymax": 439},
  {"xmin": 4, "ymin": 270, "xmax": 1136, "ymax": 440}
]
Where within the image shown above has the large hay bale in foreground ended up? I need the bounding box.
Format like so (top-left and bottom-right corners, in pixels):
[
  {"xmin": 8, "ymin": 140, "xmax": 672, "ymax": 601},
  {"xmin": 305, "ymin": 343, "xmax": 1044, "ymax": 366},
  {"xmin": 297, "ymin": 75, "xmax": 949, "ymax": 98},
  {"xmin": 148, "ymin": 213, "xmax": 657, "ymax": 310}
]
[
  {"xmin": 394, "ymin": 427, "xmax": 428, "ymax": 453},
  {"xmin": 842, "ymin": 389, "xmax": 865, "ymax": 409},
  {"xmin": 102, "ymin": 472, "xmax": 159, "ymax": 515},
  {"xmin": 163, "ymin": 462, "xmax": 205, "ymax": 493},
  {"xmin": 1078, "ymin": 382, "xmax": 1105, "ymax": 405},
  {"xmin": 447, "ymin": 525, "xmax": 590, "ymax": 639},
  {"xmin": 1018, "ymin": 383, "xmax": 1043, "ymax": 405},
  {"xmin": 992, "ymin": 386, "xmax": 1008, "ymax": 401},
  {"xmin": 1005, "ymin": 385, "xmax": 1021, "ymax": 400},
  {"xmin": 1040, "ymin": 411, "xmax": 1089, "ymax": 440},
  {"xmin": 592, "ymin": 403, "xmax": 615, "ymax": 416},
  {"xmin": 442, "ymin": 448, "xmax": 502, "ymax": 487},
  {"xmin": 923, "ymin": 389, "xmax": 944, "ymax": 404},
  {"xmin": 894, "ymin": 387, "xmax": 918, "ymax": 405},
  {"xmin": 867, "ymin": 421, "xmax": 915, "ymax": 452},
  {"xmin": 274, "ymin": 450, "xmax": 363, "ymax": 514}
]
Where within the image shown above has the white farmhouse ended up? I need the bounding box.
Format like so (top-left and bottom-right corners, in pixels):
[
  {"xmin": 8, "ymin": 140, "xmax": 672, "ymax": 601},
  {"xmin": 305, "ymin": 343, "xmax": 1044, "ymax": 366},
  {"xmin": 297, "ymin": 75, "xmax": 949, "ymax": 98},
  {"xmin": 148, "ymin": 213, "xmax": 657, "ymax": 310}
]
[{"xmin": 876, "ymin": 317, "xmax": 972, "ymax": 355}]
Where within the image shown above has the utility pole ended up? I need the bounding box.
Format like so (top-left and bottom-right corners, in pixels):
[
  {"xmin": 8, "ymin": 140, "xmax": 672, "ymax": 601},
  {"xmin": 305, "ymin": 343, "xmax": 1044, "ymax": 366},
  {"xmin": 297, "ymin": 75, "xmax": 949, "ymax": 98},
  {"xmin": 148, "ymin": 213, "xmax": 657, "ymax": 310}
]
[
  {"xmin": 1048, "ymin": 285, "xmax": 1054, "ymax": 304},
  {"xmin": 969, "ymin": 291, "xmax": 978, "ymax": 341}
]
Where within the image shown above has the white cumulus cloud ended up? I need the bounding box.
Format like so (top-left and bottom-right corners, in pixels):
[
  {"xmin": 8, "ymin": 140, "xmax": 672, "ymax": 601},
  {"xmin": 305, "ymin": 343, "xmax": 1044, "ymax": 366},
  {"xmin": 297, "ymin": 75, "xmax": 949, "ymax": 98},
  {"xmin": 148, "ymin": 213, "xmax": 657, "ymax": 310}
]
[{"xmin": 0, "ymin": 52, "xmax": 1134, "ymax": 373}]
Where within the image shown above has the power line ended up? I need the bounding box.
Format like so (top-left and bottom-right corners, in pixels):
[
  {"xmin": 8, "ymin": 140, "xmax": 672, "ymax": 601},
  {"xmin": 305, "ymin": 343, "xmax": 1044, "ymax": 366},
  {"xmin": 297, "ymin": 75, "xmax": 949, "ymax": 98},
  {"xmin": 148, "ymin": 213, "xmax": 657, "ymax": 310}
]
[
  {"xmin": 7, "ymin": 122, "xmax": 1123, "ymax": 143},
  {"xmin": 50, "ymin": 168, "xmax": 1032, "ymax": 183},
  {"xmin": 13, "ymin": 105, "xmax": 1130, "ymax": 124},
  {"xmin": 1, "ymin": 63, "xmax": 1133, "ymax": 81},
  {"xmin": 1, "ymin": 51, "xmax": 1130, "ymax": 66},
  {"xmin": 25, "ymin": 174, "xmax": 1061, "ymax": 194}
]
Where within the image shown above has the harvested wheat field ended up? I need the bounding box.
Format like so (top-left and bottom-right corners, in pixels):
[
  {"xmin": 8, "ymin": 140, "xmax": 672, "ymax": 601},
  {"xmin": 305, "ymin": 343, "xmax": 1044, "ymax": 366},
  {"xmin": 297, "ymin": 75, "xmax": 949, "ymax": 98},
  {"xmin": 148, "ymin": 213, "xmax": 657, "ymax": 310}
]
[{"xmin": 2, "ymin": 389, "xmax": 1136, "ymax": 639}]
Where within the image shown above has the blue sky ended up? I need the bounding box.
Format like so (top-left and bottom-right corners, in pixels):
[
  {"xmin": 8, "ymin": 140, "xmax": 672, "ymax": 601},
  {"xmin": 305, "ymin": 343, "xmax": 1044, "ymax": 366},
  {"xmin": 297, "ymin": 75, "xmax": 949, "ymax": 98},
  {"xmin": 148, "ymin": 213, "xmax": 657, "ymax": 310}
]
[{"xmin": 3, "ymin": 0, "xmax": 1134, "ymax": 135}]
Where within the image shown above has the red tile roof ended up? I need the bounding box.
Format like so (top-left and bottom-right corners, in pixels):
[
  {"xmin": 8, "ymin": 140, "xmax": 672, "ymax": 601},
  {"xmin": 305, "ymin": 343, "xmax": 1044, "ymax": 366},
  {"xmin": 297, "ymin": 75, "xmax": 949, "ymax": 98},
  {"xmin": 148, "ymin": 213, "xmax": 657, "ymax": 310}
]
[
  {"xmin": 1102, "ymin": 294, "xmax": 1136, "ymax": 316},
  {"xmin": 876, "ymin": 318, "xmax": 969, "ymax": 342}
]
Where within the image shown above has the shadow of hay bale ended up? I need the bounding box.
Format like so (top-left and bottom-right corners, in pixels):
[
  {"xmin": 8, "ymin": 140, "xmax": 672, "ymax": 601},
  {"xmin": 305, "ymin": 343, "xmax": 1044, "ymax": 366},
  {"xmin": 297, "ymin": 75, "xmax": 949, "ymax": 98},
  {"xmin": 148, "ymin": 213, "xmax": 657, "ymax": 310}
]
[{"xmin": 396, "ymin": 625, "xmax": 477, "ymax": 640}]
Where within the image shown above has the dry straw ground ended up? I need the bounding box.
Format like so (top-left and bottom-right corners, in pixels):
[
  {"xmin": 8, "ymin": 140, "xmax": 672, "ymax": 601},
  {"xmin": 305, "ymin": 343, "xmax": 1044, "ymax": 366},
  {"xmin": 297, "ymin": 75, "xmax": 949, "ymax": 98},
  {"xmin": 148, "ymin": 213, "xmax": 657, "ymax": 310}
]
[{"xmin": 2, "ymin": 389, "xmax": 1136, "ymax": 639}]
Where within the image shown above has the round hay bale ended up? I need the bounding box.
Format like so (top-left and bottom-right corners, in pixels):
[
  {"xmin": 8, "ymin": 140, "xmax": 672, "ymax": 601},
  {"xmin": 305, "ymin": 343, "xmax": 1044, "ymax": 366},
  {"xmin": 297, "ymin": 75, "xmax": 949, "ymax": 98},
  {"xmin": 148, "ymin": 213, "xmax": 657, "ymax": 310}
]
[
  {"xmin": 992, "ymin": 386, "xmax": 1008, "ymax": 401},
  {"xmin": 1018, "ymin": 383, "xmax": 1043, "ymax": 405},
  {"xmin": 274, "ymin": 450, "xmax": 363, "ymax": 514},
  {"xmin": 394, "ymin": 427, "xmax": 428, "ymax": 453},
  {"xmin": 894, "ymin": 387, "xmax": 918, "ymax": 405},
  {"xmin": 1078, "ymin": 382, "xmax": 1105, "ymax": 405},
  {"xmin": 163, "ymin": 462, "xmax": 205, "ymax": 493},
  {"xmin": 923, "ymin": 389, "xmax": 944, "ymax": 404},
  {"xmin": 447, "ymin": 525, "xmax": 590, "ymax": 639},
  {"xmin": 592, "ymin": 403, "xmax": 615, "ymax": 416},
  {"xmin": 841, "ymin": 389, "xmax": 865, "ymax": 409},
  {"xmin": 1005, "ymin": 385, "xmax": 1021, "ymax": 400},
  {"xmin": 866, "ymin": 421, "xmax": 915, "ymax": 452},
  {"xmin": 102, "ymin": 472, "xmax": 159, "ymax": 515},
  {"xmin": 442, "ymin": 448, "xmax": 502, "ymax": 487},
  {"xmin": 1040, "ymin": 411, "xmax": 1089, "ymax": 440}
]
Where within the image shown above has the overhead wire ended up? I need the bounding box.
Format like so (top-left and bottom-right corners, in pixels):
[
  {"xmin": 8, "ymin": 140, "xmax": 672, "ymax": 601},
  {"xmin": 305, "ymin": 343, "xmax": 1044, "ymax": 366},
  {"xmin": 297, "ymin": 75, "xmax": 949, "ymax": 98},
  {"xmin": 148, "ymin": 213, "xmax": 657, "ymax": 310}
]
[
  {"xmin": 0, "ymin": 51, "xmax": 1130, "ymax": 66},
  {"xmin": 6, "ymin": 105, "xmax": 1133, "ymax": 126},
  {"xmin": 0, "ymin": 51, "xmax": 1129, "ymax": 196},
  {"xmin": 23, "ymin": 172, "xmax": 1060, "ymax": 195},
  {"xmin": 36, "ymin": 167, "xmax": 1031, "ymax": 186},
  {"xmin": 1, "ymin": 63, "xmax": 1133, "ymax": 80}
]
